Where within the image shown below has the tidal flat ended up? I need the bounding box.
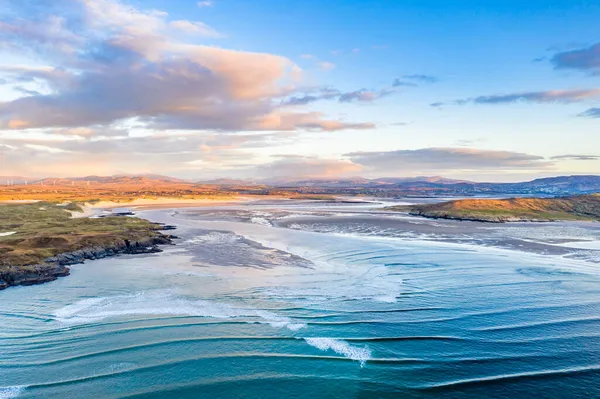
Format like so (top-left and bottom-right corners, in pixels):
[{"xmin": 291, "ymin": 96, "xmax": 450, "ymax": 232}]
[{"xmin": 1, "ymin": 199, "xmax": 600, "ymax": 398}]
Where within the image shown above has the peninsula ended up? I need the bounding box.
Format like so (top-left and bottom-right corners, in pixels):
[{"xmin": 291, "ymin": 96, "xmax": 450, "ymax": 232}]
[
  {"xmin": 387, "ymin": 194, "xmax": 600, "ymax": 223},
  {"xmin": 0, "ymin": 202, "xmax": 175, "ymax": 290}
]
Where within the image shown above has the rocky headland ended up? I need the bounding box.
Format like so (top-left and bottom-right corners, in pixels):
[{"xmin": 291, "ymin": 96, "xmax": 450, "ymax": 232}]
[{"xmin": 0, "ymin": 203, "xmax": 176, "ymax": 290}]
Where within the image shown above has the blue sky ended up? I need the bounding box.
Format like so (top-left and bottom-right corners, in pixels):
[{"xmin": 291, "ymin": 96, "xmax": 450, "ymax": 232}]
[{"xmin": 0, "ymin": 0, "xmax": 599, "ymax": 181}]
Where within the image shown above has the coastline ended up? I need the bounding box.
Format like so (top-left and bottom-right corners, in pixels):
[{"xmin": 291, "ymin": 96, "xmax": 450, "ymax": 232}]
[
  {"xmin": 70, "ymin": 197, "xmax": 252, "ymax": 218},
  {"xmin": 0, "ymin": 231, "xmax": 175, "ymax": 290},
  {"xmin": 3, "ymin": 196, "xmax": 599, "ymax": 291},
  {"xmin": 407, "ymin": 211, "xmax": 557, "ymax": 223},
  {"xmin": 0, "ymin": 202, "xmax": 183, "ymax": 291},
  {"xmin": 385, "ymin": 194, "xmax": 600, "ymax": 223},
  {"xmin": 0, "ymin": 196, "xmax": 310, "ymax": 291},
  {"xmin": 404, "ymin": 210, "xmax": 600, "ymax": 223}
]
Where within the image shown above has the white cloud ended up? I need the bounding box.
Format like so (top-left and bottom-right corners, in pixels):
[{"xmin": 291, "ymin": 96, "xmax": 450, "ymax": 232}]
[
  {"xmin": 0, "ymin": 0, "xmax": 372, "ymax": 133},
  {"xmin": 318, "ymin": 61, "xmax": 336, "ymax": 71},
  {"xmin": 255, "ymin": 156, "xmax": 363, "ymax": 179},
  {"xmin": 170, "ymin": 20, "xmax": 222, "ymax": 38},
  {"xmin": 345, "ymin": 147, "xmax": 553, "ymax": 175}
]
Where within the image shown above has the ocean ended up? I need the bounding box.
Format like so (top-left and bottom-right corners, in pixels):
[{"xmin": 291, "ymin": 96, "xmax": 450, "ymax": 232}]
[{"xmin": 1, "ymin": 200, "xmax": 600, "ymax": 398}]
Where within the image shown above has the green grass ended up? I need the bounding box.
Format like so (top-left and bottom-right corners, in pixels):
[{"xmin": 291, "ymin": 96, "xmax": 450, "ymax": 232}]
[{"xmin": 0, "ymin": 203, "xmax": 167, "ymax": 267}]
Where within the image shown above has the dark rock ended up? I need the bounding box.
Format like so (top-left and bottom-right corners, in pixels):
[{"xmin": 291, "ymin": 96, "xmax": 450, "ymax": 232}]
[
  {"xmin": 0, "ymin": 264, "xmax": 70, "ymax": 288},
  {"xmin": 97, "ymin": 211, "xmax": 135, "ymax": 218},
  {"xmin": 0, "ymin": 234, "xmax": 172, "ymax": 290}
]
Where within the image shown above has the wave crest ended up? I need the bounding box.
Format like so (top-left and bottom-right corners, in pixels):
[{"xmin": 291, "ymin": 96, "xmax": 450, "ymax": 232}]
[{"xmin": 304, "ymin": 338, "xmax": 372, "ymax": 366}]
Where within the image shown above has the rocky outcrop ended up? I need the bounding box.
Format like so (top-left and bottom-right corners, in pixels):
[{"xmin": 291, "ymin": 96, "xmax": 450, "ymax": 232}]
[
  {"xmin": 0, "ymin": 235, "xmax": 174, "ymax": 290},
  {"xmin": 0, "ymin": 263, "xmax": 70, "ymax": 288}
]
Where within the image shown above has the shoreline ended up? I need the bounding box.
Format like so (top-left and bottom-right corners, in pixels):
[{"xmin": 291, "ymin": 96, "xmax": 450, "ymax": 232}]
[
  {"xmin": 4, "ymin": 197, "xmax": 599, "ymax": 290},
  {"xmin": 0, "ymin": 196, "xmax": 319, "ymax": 291},
  {"xmin": 0, "ymin": 231, "xmax": 175, "ymax": 290},
  {"xmin": 0, "ymin": 201, "xmax": 184, "ymax": 291},
  {"xmin": 69, "ymin": 197, "xmax": 252, "ymax": 218},
  {"xmin": 407, "ymin": 211, "xmax": 600, "ymax": 223},
  {"xmin": 407, "ymin": 211, "xmax": 558, "ymax": 223}
]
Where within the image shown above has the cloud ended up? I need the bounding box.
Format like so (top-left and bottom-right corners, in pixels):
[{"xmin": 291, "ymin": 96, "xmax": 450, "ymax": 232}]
[
  {"xmin": 298, "ymin": 53, "xmax": 339, "ymax": 72},
  {"xmin": 256, "ymin": 112, "xmax": 375, "ymax": 131},
  {"xmin": 345, "ymin": 147, "xmax": 552, "ymax": 174},
  {"xmin": 283, "ymin": 95, "xmax": 321, "ymax": 106},
  {"xmin": 392, "ymin": 79, "xmax": 417, "ymax": 87},
  {"xmin": 318, "ymin": 61, "xmax": 336, "ymax": 71},
  {"xmin": 403, "ymin": 74, "xmax": 439, "ymax": 83},
  {"xmin": 0, "ymin": 0, "xmax": 372, "ymax": 133},
  {"xmin": 392, "ymin": 74, "xmax": 438, "ymax": 88},
  {"xmin": 254, "ymin": 156, "xmax": 363, "ymax": 179},
  {"xmin": 454, "ymin": 138, "xmax": 486, "ymax": 147},
  {"xmin": 551, "ymin": 43, "xmax": 600, "ymax": 74},
  {"xmin": 338, "ymin": 89, "xmax": 394, "ymax": 103},
  {"xmin": 550, "ymin": 154, "xmax": 600, "ymax": 161},
  {"xmin": 474, "ymin": 89, "xmax": 600, "ymax": 104},
  {"xmin": 197, "ymin": 1, "xmax": 213, "ymax": 7},
  {"xmin": 283, "ymin": 86, "xmax": 394, "ymax": 105},
  {"xmin": 447, "ymin": 88, "xmax": 600, "ymax": 106},
  {"xmin": 578, "ymin": 108, "xmax": 600, "ymax": 118},
  {"xmin": 0, "ymin": 9, "xmax": 83, "ymax": 56},
  {"xmin": 7, "ymin": 119, "xmax": 29, "ymax": 129},
  {"xmin": 170, "ymin": 20, "xmax": 222, "ymax": 37},
  {"xmin": 13, "ymin": 86, "xmax": 41, "ymax": 96},
  {"xmin": 0, "ymin": 130, "xmax": 299, "ymax": 177}
]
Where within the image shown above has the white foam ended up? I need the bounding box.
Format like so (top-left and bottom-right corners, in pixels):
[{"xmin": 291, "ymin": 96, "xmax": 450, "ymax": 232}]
[
  {"xmin": 185, "ymin": 231, "xmax": 240, "ymax": 245},
  {"xmin": 0, "ymin": 232, "xmax": 16, "ymax": 237},
  {"xmin": 256, "ymin": 262, "xmax": 402, "ymax": 304},
  {"xmin": 53, "ymin": 292, "xmax": 305, "ymax": 331},
  {"xmin": 550, "ymin": 240, "xmax": 600, "ymax": 250},
  {"xmin": 250, "ymin": 217, "xmax": 271, "ymax": 226},
  {"xmin": 105, "ymin": 362, "xmax": 136, "ymax": 373},
  {"xmin": 304, "ymin": 338, "xmax": 371, "ymax": 367},
  {"xmin": 0, "ymin": 386, "xmax": 25, "ymax": 399}
]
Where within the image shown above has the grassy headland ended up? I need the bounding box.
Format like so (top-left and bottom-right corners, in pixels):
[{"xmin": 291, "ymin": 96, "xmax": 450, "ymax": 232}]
[
  {"xmin": 0, "ymin": 202, "xmax": 175, "ymax": 289},
  {"xmin": 386, "ymin": 194, "xmax": 600, "ymax": 223}
]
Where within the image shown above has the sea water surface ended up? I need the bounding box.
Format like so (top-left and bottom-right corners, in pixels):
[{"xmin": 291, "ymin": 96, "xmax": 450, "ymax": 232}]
[{"xmin": 1, "ymin": 199, "xmax": 600, "ymax": 398}]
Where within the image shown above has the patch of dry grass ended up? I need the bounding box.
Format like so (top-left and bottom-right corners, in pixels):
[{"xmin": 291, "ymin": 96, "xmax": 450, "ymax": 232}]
[{"xmin": 387, "ymin": 194, "xmax": 600, "ymax": 222}]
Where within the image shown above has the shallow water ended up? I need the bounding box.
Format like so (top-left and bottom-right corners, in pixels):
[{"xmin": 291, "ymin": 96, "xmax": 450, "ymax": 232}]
[{"xmin": 1, "ymin": 201, "xmax": 600, "ymax": 398}]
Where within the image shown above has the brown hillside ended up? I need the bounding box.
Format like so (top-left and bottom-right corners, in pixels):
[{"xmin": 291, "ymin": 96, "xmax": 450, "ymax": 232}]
[{"xmin": 388, "ymin": 194, "xmax": 600, "ymax": 222}]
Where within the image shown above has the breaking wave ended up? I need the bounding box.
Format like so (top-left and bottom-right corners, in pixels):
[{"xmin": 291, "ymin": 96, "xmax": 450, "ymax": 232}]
[
  {"xmin": 303, "ymin": 338, "xmax": 372, "ymax": 367},
  {"xmin": 0, "ymin": 387, "xmax": 25, "ymax": 399},
  {"xmin": 53, "ymin": 291, "xmax": 306, "ymax": 331}
]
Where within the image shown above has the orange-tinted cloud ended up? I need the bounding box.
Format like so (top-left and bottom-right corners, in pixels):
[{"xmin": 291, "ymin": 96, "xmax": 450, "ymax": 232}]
[{"xmin": 0, "ymin": 0, "xmax": 373, "ymax": 133}]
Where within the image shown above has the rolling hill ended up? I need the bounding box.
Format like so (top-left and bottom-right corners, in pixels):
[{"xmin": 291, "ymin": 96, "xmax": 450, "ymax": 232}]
[{"xmin": 388, "ymin": 194, "xmax": 600, "ymax": 222}]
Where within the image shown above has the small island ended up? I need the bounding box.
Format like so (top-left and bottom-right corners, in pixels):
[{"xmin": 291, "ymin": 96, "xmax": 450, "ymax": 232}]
[
  {"xmin": 0, "ymin": 202, "xmax": 176, "ymax": 290},
  {"xmin": 386, "ymin": 194, "xmax": 600, "ymax": 223}
]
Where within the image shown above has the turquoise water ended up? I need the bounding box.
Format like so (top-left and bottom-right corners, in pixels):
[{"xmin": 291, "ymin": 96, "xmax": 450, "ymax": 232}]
[{"xmin": 1, "ymin": 204, "xmax": 600, "ymax": 398}]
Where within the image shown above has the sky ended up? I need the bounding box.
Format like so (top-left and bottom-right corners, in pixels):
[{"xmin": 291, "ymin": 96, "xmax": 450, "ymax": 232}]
[{"xmin": 0, "ymin": 0, "xmax": 599, "ymax": 182}]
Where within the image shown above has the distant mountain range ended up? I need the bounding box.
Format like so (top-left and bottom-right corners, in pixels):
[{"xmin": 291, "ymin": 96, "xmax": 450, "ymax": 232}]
[
  {"xmin": 1, "ymin": 174, "xmax": 190, "ymax": 186},
  {"xmin": 260, "ymin": 175, "xmax": 600, "ymax": 196},
  {"xmin": 2, "ymin": 174, "xmax": 599, "ymax": 196}
]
